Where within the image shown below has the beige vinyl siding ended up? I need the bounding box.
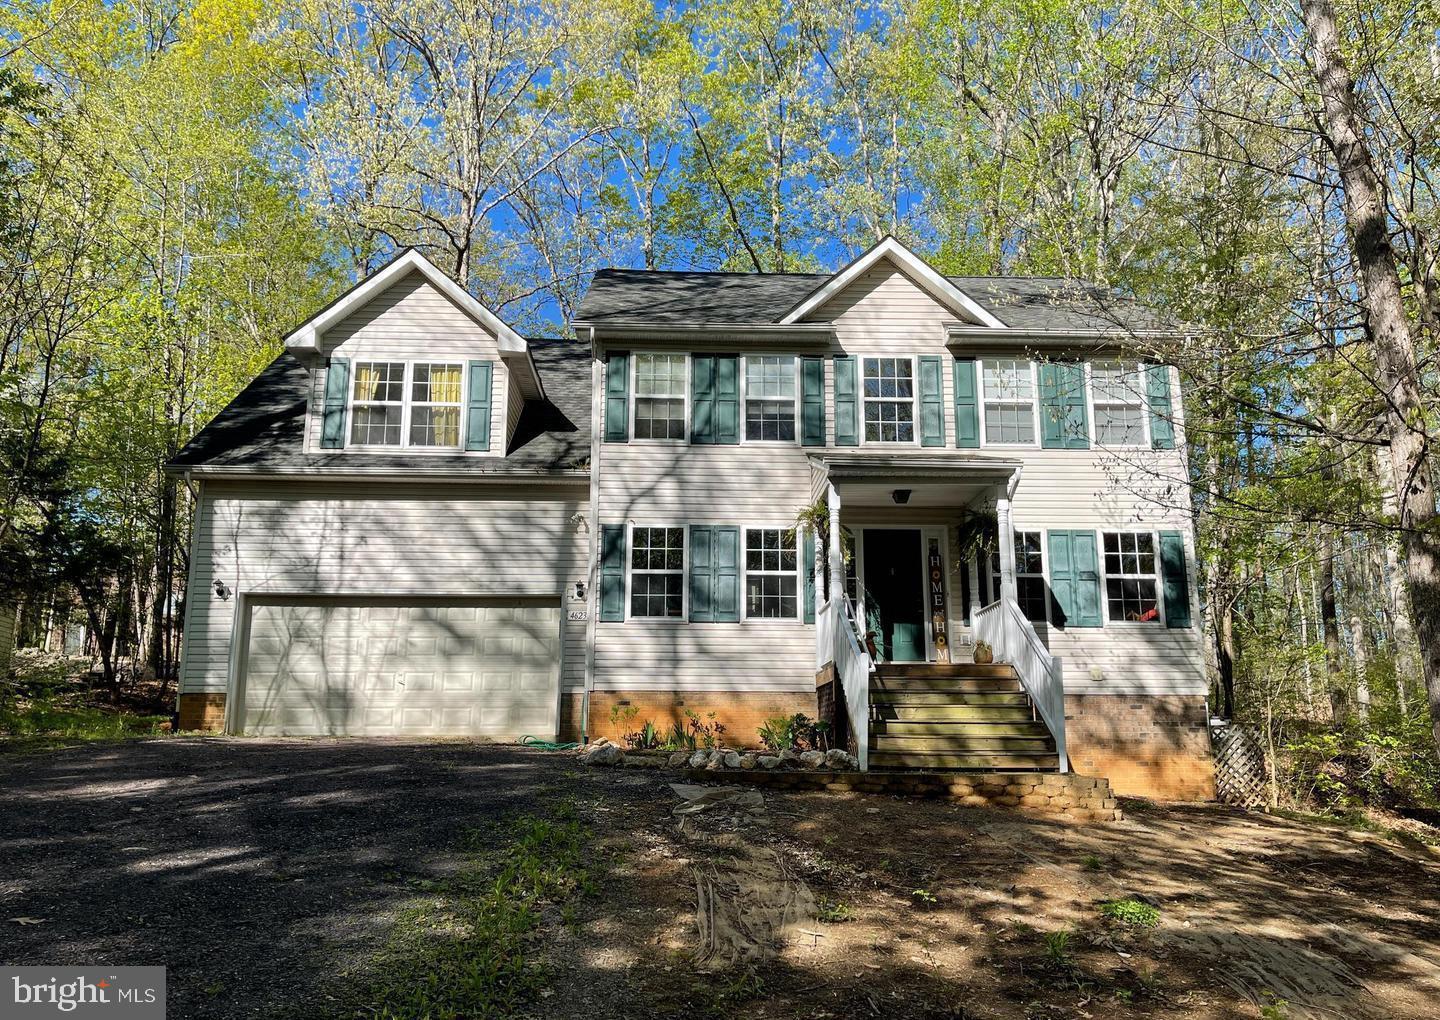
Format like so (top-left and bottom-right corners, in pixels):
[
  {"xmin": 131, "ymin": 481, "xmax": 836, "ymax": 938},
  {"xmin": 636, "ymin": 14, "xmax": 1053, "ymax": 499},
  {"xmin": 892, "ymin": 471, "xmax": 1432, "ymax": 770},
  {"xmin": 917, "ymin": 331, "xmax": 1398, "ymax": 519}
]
[
  {"xmin": 0, "ymin": 602, "xmax": 15, "ymax": 671},
  {"xmin": 591, "ymin": 257, "xmax": 1204, "ymax": 699},
  {"xmin": 181, "ymin": 480, "xmax": 589, "ymax": 698},
  {"xmin": 303, "ymin": 269, "xmax": 508, "ymax": 453},
  {"xmin": 505, "ymin": 373, "xmax": 525, "ymax": 451}
]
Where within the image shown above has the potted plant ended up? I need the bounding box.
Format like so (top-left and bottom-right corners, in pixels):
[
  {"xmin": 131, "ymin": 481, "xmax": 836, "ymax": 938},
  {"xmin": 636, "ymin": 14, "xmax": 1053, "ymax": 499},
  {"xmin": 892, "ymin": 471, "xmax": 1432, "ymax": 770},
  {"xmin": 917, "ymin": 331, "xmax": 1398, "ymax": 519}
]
[{"xmin": 973, "ymin": 639, "xmax": 994, "ymax": 665}]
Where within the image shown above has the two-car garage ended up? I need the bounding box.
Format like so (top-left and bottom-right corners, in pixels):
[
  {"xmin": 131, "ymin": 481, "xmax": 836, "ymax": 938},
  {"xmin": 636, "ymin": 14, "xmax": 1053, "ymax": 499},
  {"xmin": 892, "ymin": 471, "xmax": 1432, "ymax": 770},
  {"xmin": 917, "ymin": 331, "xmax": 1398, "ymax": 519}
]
[{"xmin": 237, "ymin": 597, "xmax": 562, "ymax": 739}]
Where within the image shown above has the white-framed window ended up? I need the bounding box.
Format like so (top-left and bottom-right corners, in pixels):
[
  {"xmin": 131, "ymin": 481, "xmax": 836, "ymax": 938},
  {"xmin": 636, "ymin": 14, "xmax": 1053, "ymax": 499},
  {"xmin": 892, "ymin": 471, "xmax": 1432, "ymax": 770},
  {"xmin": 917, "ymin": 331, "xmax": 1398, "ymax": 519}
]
[
  {"xmin": 744, "ymin": 528, "xmax": 799, "ymax": 619},
  {"xmin": 1091, "ymin": 360, "xmax": 1147, "ymax": 446},
  {"xmin": 349, "ymin": 361, "xmax": 465, "ymax": 449},
  {"xmin": 988, "ymin": 531, "xmax": 1047, "ymax": 622},
  {"xmin": 981, "ymin": 358, "xmax": 1038, "ymax": 445},
  {"xmin": 1102, "ymin": 531, "xmax": 1160, "ymax": 622},
  {"xmin": 862, "ymin": 356, "xmax": 915, "ymax": 443},
  {"xmin": 744, "ymin": 356, "xmax": 797, "ymax": 442},
  {"xmin": 632, "ymin": 353, "xmax": 687, "ymax": 440},
  {"xmin": 629, "ymin": 526, "xmax": 685, "ymax": 618},
  {"xmin": 408, "ymin": 363, "xmax": 463, "ymax": 447},
  {"xmin": 350, "ymin": 361, "xmax": 407, "ymax": 446}
]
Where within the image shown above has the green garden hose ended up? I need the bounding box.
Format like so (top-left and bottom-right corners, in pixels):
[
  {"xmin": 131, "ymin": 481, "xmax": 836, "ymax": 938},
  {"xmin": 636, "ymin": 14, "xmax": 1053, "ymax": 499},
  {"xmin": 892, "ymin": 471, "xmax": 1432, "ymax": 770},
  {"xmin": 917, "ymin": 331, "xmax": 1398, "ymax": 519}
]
[{"xmin": 519, "ymin": 735, "xmax": 579, "ymax": 751}]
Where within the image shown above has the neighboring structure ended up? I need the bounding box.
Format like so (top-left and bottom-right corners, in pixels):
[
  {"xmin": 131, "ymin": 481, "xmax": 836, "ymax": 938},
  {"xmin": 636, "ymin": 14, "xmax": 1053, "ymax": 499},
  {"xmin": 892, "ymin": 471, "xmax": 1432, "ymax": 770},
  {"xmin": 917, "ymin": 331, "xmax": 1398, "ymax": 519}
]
[
  {"xmin": 0, "ymin": 603, "xmax": 16, "ymax": 674},
  {"xmin": 169, "ymin": 239, "xmax": 1215, "ymax": 800}
]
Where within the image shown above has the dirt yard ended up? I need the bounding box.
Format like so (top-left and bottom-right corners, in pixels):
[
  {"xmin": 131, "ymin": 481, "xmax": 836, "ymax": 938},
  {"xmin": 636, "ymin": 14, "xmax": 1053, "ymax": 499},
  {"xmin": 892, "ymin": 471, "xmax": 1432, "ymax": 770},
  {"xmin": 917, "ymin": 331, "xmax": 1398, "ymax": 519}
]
[{"xmin": 4, "ymin": 739, "xmax": 1438, "ymax": 1019}]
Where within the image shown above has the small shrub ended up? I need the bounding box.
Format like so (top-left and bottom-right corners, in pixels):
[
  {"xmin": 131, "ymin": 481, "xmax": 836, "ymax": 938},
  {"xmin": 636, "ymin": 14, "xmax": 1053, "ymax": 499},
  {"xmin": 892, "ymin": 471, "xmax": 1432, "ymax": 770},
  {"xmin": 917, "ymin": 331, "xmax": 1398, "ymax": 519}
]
[
  {"xmin": 1080, "ymin": 854, "xmax": 1103, "ymax": 872},
  {"xmin": 1042, "ymin": 928, "xmax": 1074, "ymax": 969},
  {"xmin": 685, "ymin": 710, "xmax": 726, "ymax": 749},
  {"xmin": 755, "ymin": 712, "xmax": 828, "ymax": 752},
  {"xmin": 757, "ymin": 715, "xmax": 793, "ymax": 753},
  {"xmin": 1100, "ymin": 897, "xmax": 1160, "ymax": 928},
  {"xmin": 661, "ymin": 721, "xmax": 694, "ymax": 751},
  {"xmin": 816, "ymin": 898, "xmax": 853, "ymax": 923},
  {"xmin": 910, "ymin": 888, "xmax": 938, "ymax": 907},
  {"xmin": 625, "ymin": 719, "xmax": 661, "ymax": 750}
]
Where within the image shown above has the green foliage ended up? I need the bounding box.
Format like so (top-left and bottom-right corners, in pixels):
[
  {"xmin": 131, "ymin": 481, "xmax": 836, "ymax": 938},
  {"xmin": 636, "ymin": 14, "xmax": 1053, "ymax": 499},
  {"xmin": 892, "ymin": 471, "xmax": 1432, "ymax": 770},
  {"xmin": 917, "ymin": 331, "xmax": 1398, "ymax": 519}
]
[
  {"xmin": 816, "ymin": 898, "xmax": 853, "ymax": 923},
  {"xmin": 684, "ymin": 709, "xmax": 726, "ymax": 750},
  {"xmin": 356, "ymin": 805, "xmax": 595, "ymax": 1019},
  {"xmin": 1281, "ymin": 718, "xmax": 1440, "ymax": 812},
  {"xmin": 756, "ymin": 712, "xmax": 828, "ymax": 752},
  {"xmin": 0, "ymin": 656, "xmax": 169, "ymax": 753},
  {"xmin": 1099, "ymin": 898, "xmax": 1161, "ymax": 928},
  {"xmin": 1042, "ymin": 928, "xmax": 1074, "ymax": 968},
  {"xmin": 624, "ymin": 719, "xmax": 662, "ymax": 750}
]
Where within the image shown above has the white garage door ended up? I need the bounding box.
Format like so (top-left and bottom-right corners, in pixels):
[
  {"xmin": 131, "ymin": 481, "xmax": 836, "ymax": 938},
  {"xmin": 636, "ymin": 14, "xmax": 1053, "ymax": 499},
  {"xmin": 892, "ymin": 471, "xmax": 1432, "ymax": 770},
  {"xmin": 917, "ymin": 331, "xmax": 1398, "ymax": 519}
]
[{"xmin": 240, "ymin": 599, "xmax": 560, "ymax": 738}]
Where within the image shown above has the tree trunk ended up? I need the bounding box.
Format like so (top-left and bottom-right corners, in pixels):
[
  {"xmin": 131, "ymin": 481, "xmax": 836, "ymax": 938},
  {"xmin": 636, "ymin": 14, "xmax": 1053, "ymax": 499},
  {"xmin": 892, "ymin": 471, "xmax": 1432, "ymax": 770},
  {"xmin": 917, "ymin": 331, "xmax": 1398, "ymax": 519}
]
[
  {"xmin": 1303, "ymin": 0, "xmax": 1440, "ymax": 761},
  {"xmin": 1319, "ymin": 528, "xmax": 1346, "ymax": 720},
  {"xmin": 1215, "ymin": 587, "xmax": 1236, "ymax": 719}
]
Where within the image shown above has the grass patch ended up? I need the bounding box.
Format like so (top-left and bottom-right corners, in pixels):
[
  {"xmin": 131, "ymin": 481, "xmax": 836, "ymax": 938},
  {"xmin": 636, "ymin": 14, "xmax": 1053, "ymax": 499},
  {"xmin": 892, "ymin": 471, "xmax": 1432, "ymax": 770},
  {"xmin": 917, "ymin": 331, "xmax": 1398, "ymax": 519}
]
[
  {"xmin": 1099, "ymin": 897, "xmax": 1161, "ymax": 928},
  {"xmin": 0, "ymin": 694, "xmax": 169, "ymax": 753},
  {"xmin": 349, "ymin": 802, "xmax": 597, "ymax": 1020}
]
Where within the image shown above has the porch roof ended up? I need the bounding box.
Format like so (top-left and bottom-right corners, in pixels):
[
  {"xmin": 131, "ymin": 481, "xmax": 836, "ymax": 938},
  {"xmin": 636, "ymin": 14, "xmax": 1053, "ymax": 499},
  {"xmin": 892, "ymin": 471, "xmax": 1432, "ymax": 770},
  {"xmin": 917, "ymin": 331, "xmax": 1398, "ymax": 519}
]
[{"xmin": 809, "ymin": 453, "xmax": 1022, "ymax": 509}]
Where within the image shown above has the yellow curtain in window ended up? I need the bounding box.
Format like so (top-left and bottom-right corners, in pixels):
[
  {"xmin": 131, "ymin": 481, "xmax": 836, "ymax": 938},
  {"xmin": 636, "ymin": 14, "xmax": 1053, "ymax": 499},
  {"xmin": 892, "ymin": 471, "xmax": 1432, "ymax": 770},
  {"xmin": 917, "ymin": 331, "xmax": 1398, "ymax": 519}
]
[{"xmin": 429, "ymin": 365, "xmax": 462, "ymax": 403}]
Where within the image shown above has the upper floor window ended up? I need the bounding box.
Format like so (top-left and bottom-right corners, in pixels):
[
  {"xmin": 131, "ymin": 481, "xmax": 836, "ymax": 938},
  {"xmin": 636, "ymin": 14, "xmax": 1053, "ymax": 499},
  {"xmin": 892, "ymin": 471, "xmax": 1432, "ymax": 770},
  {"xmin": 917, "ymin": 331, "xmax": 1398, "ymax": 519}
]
[
  {"xmin": 745, "ymin": 356, "xmax": 796, "ymax": 441},
  {"xmin": 981, "ymin": 359, "xmax": 1037, "ymax": 444},
  {"xmin": 350, "ymin": 361, "xmax": 463, "ymax": 448},
  {"xmin": 863, "ymin": 357, "xmax": 914, "ymax": 442},
  {"xmin": 745, "ymin": 528, "xmax": 798, "ymax": 618},
  {"xmin": 633, "ymin": 353, "xmax": 687, "ymax": 440},
  {"xmin": 1092, "ymin": 360, "xmax": 1146, "ymax": 446},
  {"xmin": 630, "ymin": 526, "xmax": 685, "ymax": 618},
  {"xmin": 1102, "ymin": 531, "xmax": 1159, "ymax": 622}
]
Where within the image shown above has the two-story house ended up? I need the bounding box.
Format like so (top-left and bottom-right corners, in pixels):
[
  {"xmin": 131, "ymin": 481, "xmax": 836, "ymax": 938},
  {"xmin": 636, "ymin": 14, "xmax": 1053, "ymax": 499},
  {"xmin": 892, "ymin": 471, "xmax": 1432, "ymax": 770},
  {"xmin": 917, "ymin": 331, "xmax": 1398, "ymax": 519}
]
[{"xmin": 168, "ymin": 239, "xmax": 1215, "ymax": 800}]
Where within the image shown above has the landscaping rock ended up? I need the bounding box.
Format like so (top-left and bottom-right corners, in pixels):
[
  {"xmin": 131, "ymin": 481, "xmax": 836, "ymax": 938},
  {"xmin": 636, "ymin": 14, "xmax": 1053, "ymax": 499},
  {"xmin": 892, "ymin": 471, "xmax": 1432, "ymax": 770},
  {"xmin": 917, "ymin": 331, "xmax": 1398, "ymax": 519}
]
[
  {"xmin": 688, "ymin": 750, "xmax": 709, "ymax": 769},
  {"xmin": 757, "ymin": 755, "xmax": 781, "ymax": 769},
  {"xmin": 798, "ymin": 750, "xmax": 825, "ymax": 769},
  {"xmin": 778, "ymin": 748, "xmax": 800, "ymax": 763},
  {"xmin": 722, "ymin": 751, "xmax": 743, "ymax": 769},
  {"xmin": 825, "ymin": 749, "xmax": 859, "ymax": 770},
  {"xmin": 668, "ymin": 751, "xmax": 691, "ymax": 768},
  {"xmin": 582, "ymin": 743, "xmax": 624, "ymax": 766},
  {"xmin": 704, "ymin": 749, "xmax": 725, "ymax": 771},
  {"xmin": 738, "ymin": 753, "xmax": 758, "ymax": 770}
]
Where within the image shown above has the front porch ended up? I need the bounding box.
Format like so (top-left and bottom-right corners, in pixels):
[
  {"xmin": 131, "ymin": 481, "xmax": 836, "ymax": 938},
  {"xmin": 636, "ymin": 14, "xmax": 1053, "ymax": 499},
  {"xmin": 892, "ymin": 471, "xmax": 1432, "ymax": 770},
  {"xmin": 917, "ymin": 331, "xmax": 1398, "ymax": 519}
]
[{"xmin": 807, "ymin": 454, "xmax": 1069, "ymax": 775}]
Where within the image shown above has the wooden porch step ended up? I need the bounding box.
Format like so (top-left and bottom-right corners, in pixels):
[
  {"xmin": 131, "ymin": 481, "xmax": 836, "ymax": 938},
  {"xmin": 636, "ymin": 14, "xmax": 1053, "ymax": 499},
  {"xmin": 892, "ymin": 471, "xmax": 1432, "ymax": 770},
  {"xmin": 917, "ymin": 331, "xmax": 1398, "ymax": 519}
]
[
  {"xmin": 870, "ymin": 734, "xmax": 1055, "ymax": 753},
  {"xmin": 869, "ymin": 750, "xmax": 1060, "ymax": 771},
  {"xmin": 870, "ymin": 720, "xmax": 1051, "ymax": 737},
  {"xmin": 868, "ymin": 691, "xmax": 1030, "ymax": 707},
  {"xmin": 871, "ymin": 678, "xmax": 1025, "ymax": 696},
  {"xmin": 871, "ymin": 704, "xmax": 1037, "ymax": 723},
  {"xmin": 871, "ymin": 718, "xmax": 1046, "ymax": 736},
  {"xmin": 875, "ymin": 663, "xmax": 1019, "ymax": 680}
]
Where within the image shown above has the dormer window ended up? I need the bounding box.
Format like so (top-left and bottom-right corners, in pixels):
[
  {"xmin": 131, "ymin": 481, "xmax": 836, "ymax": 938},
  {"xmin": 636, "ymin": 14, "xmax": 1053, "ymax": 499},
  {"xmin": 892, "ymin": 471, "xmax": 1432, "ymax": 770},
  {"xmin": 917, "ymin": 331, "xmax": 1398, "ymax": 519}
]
[{"xmin": 349, "ymin": 361, "xmax": 463, "ymax": 449}]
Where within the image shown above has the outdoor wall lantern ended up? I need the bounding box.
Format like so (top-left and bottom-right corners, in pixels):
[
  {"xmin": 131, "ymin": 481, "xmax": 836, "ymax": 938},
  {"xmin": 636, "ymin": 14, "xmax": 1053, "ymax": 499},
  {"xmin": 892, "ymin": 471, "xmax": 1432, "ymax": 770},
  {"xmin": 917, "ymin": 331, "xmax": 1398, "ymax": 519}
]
[
  {"xmin": 892, "ymin": 489, "xmax": 912, "ymax": 505},
  {"xmin": 213, "ymin": 579, "xmax": 232, "ymax": 601},
  {"xmin": 573, "ymin": 580, "xmax": 587, "ymax": 601}
]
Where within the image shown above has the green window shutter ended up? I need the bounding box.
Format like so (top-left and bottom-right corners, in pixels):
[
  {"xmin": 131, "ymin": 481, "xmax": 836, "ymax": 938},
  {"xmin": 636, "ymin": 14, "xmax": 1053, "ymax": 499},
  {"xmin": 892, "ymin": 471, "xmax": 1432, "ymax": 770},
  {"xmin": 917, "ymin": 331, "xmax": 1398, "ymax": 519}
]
[
  {"xmin": 692, "ymin": 355, "xmax": 738, "ymax": 445},
  {"xmin": 691, "ymin": 355, "xmax": 715, "ymax": 444},
  {"xmin": 712, "ymin": 526, "xmax": 740, "ymax": 622},
  {"xmin": 800, "ymin": 356, "xmax": 826, "ymax": 446},
  {"xmin": 320, "ymin": 357, "xmax": 350, "ymax": 449},
  {"xmin": 1039, "ymin": 361, "xmax": 1089, "ymax": 450},
  {"xmin": 952, "ymin": 358, "xmax": 979, "ymax": 448},
  {"xmin": 918, "ymin": 355, "xmax": 945, "ymax": 447},
  {"xmin": 1159, "ymin": 530, "xmax": 1192, "ymax": 628},
  {"xmin": 689, "ymin": 526, "xmax": 740, "ymax": 622},
  {"xmin": 1147, "ymin": 363, "xmax": 1176, "ymax": 450},
  {"xmin": 464, "ymin": 360, "xmax": 493, "ymax": 451},
  {"xmin": 603, "ymin": 351, "xmax": 629, "ymax": 443},
  {"xmin": 1047, "ymin": 530, "xmax": 1102, "ymax": 628},
  {"xmin": 599, "ymin": 525, "xmax": 627, "ymax": 622},
  {"xmin": 833, "ymin": 355, "xmax": 858, "ymax": 446},
  {"xmin": 802, "ymin": 528, "xmax": 816, "ymax": 623}
]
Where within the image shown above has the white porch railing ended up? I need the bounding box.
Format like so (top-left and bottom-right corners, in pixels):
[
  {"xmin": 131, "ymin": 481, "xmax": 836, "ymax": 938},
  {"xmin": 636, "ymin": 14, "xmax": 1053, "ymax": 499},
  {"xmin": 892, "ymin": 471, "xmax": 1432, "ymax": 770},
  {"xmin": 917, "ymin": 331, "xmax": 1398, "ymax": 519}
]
[
  {"xmin": 817, "ymin": 594, "xmax": 873, "ymax": 771},
  {"xmin": 974, "ymin": 598, "xmax": 1069, "ymax": 772}
]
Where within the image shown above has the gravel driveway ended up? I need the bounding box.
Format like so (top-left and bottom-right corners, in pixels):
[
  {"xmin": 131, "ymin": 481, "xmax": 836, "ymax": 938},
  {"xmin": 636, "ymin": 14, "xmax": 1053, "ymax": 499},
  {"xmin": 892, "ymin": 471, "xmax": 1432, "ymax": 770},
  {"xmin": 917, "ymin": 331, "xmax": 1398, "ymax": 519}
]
[{"xmin": 0, "ymin": 737, "xmax": 577, "ymax": 1018}]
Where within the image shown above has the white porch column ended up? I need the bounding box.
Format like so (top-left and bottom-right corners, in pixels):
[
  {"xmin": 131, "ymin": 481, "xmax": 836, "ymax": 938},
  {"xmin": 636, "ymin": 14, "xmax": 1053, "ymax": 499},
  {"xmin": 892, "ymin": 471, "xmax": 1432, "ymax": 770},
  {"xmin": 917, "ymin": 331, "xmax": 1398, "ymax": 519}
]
[
  {"xmin": 826, "ymin": 482, "xmax": 844, "ymax": 606},
  {"xmin": 996, "ymin": 493, "xmax": 1017, "ymax": 604},
  {"xmin": 811, "ymin": 523, "xmax": 825, "ymax": 606}
]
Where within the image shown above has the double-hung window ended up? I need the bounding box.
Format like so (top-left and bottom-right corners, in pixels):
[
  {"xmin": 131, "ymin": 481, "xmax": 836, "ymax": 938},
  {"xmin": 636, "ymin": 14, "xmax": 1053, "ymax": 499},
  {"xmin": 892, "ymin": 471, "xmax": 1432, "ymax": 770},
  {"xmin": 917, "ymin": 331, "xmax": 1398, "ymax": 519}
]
[
  {"xmin": 409, "ymin": 363, "xmax": 463, "ymax": 447},
  {"xmin": 744, "ymin": 356, "xmax": 796, "ymax": 441},
  {"xmin": 988, "ymin": 531, "xmax": 1047, "ymax": 622},
  {"xmin": 633, "ymin": 353, "xmax": 687, "ymax": 440},
  {"xmin": 630, "ymin": 527, "xmax": 685, "ymax": 618},
  {"xmin": 1092, "ymin": 360, "xmax": 1146, "ymax": 446},
  {"xmin": 1102, "ymin": 531, "xmax": 1160, "ymax": 622},
  {"xmin": 981, "ymin": 358, "xmax": 1037, "ymax": 444},
  {"xmin": 350, "ymin": 362, "xmax": 407, "ymax": 446},
  {"xmin": 745, "ymin": 528, "xmax": 798, "ymax": 619},
  {"xmin": 862, "ymin": 357, "xmax": 915, "ymax": 442}
]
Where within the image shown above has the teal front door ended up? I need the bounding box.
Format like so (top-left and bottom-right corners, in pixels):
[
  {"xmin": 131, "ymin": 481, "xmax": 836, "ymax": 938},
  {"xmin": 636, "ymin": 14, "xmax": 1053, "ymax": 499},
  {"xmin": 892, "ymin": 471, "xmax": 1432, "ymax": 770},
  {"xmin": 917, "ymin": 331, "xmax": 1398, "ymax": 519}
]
[{"xmin": 862, "ymin": 529, "xmax": 926, "ymax": 662}]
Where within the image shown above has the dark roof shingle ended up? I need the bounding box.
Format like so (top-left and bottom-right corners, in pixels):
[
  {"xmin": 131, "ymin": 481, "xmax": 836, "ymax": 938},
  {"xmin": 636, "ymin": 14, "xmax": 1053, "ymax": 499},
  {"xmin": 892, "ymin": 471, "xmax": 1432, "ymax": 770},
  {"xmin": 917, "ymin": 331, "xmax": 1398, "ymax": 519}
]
[{"xmin": 168, "ymin": 341, "xmax": 591, "ymax": 477}]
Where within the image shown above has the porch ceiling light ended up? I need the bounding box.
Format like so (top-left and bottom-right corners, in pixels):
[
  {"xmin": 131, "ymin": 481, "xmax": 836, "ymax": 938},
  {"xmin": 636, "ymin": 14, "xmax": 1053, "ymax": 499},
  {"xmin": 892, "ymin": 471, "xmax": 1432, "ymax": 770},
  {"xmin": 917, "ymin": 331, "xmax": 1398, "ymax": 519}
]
[{"xmin": 892, "ymin": 489, "xmax": 912, "ymax": 505}]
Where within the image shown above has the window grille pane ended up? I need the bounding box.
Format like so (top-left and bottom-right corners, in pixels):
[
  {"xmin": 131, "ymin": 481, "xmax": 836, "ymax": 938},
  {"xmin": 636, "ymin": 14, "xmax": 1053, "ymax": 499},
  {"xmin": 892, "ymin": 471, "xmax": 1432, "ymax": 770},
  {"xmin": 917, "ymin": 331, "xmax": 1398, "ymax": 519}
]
[
  {"xmin": 635, "ymin": 353, "xmax": 686, "ymax": 396},
  {"xmin": 745, "ymin": 400, "xmax": 796, "ymax": 441},
  {"xmin": 635, "ymin": 398, "xmax": 686, "ymax": 439},
  {"xmin": 745, "ymin": 574, "xmax": 797, "ymax": 618},
  {"xmin": 746, "ymin": 356, "xmax": 795, "ymax": 397},
  {"xmin": 409, "ymin": 406, "xmax": 461, "ymax": 447},
  {"xmin": 353, "ymin": 362, "xmax": 405, "ymax": 403},
  {"xmin": 411, "ymin": 363, "xmax": 462, "ymax": 403},
  {"xmin": 1096, "ymin": 406, "xmax": 1144, "ymax": 445},
  {"xmin": 350, "ymin": 405, "xmax": 402, "ymax": 446},
  {"xmin": 631, "ymin": 573, "xmax": 684, "ymax": 618}
]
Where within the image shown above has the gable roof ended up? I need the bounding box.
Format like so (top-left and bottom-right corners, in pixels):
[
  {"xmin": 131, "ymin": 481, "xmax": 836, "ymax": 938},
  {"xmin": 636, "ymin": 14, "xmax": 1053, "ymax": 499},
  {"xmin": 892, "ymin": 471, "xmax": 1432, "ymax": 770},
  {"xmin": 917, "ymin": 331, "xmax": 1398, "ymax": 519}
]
[
  {"xmin": 167, "ymin": 340, "xmax": 590, "ymax": 479},
  {"xmin": 779, "ymin": 236, "xmax": 1007, "ymax": 328},
  {"xmin": 285, "ymin": 248, "xmax": 528, "ymax": 354},
  {"xmin": 575, "ymin": 266, "xmax": 1169, "ymax": 335}
]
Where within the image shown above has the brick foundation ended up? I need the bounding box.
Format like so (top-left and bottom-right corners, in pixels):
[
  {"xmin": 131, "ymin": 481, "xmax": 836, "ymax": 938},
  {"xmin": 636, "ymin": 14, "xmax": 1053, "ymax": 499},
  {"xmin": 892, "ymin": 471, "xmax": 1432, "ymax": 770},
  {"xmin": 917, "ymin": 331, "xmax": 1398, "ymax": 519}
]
[
  {"xmin": 1064, "ymin": 694, "xmax": 1215, "ymax": 801},
  {"xmin": 584, "ymin": 690, "xmax": 818, "ymax": 747},
  {"xmin": 678, "ymin": 766, "xmax": 1121, "ymax": 822},
  {"xmin": 178, "ymin": 693, "xmax": 227, "ymax": 731}
]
